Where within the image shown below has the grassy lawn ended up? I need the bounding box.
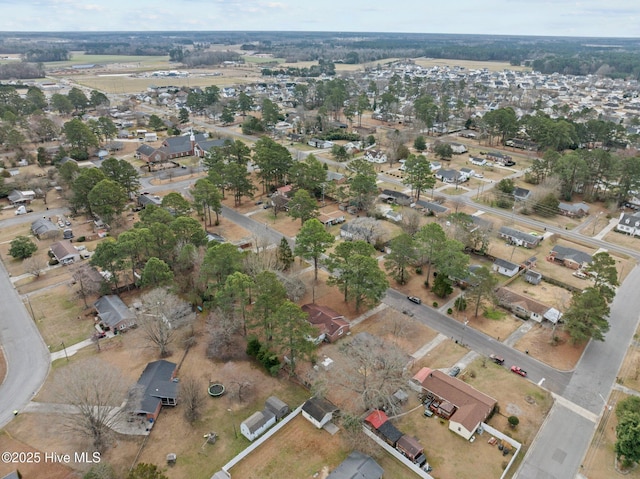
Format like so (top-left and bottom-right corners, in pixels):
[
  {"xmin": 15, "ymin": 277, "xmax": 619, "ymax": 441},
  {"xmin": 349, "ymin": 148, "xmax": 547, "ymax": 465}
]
[
  {"xmin": 29, "ymin": 284, "xmax": 93, "ymax": 351},
  {"xmin": 45, "ymin": 52, "xmax": 170, "ymax": 68}
]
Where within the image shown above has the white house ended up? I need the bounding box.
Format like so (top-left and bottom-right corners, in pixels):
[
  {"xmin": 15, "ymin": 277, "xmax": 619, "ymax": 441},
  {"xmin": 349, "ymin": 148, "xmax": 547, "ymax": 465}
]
[
  {"xmin": 240, "ymin": 409, "xmax": 276, "ymax": 441},
  {"xmin": 469, "ymin": 157, "xmax": 487, "ymax": 167},
  {"xmin": 616, "ymin": 212, "xmax": 640, "ymax": 236},
  {"xmin": 459, "ymin": 167, "xmax": 474, "ymax": 182},
  {"xmin": 364, "ymin": 149, "xmax": 387, "ymax": 164},
  {"xmin": 492, "ymin": 258, "xmax": 520, "ymax": 277},
  {"xmin": 301, "ymin": 397, "xmax": 338, "ymax": 429},
  {"xmin": 435, "ymin": 169, "xmax": 461, "ymax": 184}
]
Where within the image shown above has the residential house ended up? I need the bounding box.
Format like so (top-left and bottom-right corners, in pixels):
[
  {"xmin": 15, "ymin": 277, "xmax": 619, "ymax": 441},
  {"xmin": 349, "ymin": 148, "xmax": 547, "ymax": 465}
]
[
  {"xmin": 524, "ymin": 270, "xmax": 543, "ymax": 285},
  {"xmin": 492, "ymin": 258, "xmax": 520, "ymax": 277},
  {"xmin": 94, "ymin": 295, "xmax": 137, "ymax": 332},
  {"xmin": 413, "ymin": 199, "xmax": 448, "ymax": 216},
  {"xmin": 547, "ymin": 245, "xmax": 593, "ymax": 270},
  {"xmin": 513, "ymin": 187, "xmax": 531, "ymax": 201},
  {"xmin": 429, "ymin": 161, "xmax": 442, "ymax": 172},
  {"xmin": 302, "ymin": 397, "xmax": 338, "ymax": 429},
  {"xmin": 327, "ymin": 451, "xmax": 384, "ymax": 479},
  {"xmin": 379, "ymin": 189, "xmax": 411, "ymax": 205},
  {"xmin": 435, "ymin": 169, "xmax": 462, "ymax": 184},
  {"xmin": 495, "ymin": 287, "xmax": 561, "ymax": 323},
  {"xmin": 498, "ymin": 226, "xmax": 541, "ymax": 248},
  {"xmin": 264, "ymin": 396, "xmax": 289, "ymax": 421},
  {"xmin": 339, "ymin": 220, "xmax": 383, "ymax": 242},
  {"xmin": 133, "ymin": 360, "xmax": 178, "ymax": 421},
  {"xmin": 240, "ymin": 409, "xmax": 276, "ymax": 442},
  {"xmin": 459, "ymin": 167, "xmax": 474, "ymax": 181},
  {"xmin": 412, "ymin": 367, "xmax": 497, "ymax": 440},
  {"xmin": 616, "ymin": 211, "xmax": 640, "ymax": 236},
  {"xmin": 471, "ymin": 215, "xmax": 494, "ymax": 232},
  {"xmin": 443, "ymin": 142, "xmax": 467, "ymax": 154},
  {"xmin": 469, "ymin": 157, "xmax": 487, "ymax": 166},
  {"xmin": 558, "ymin": 202, "xmax": 590, "ymax": 218},
  {"xmin": 7, "ymin": 189, "xmax": 35, "ymax": 205},
  {"xmin": 486, "ymin": 151, "xmax": 513, "ymax": 164},
  {"xmin": 318, "ymin": 211, "xmax": 346, "ymax": 226},
  {"xmin": 364, "ymin": 149, "xmax": 387, "ymax": 163},
  {"xmin": 31, "ymin": 218, "xmax": 60, "ymax": 239},
  {"xmin": 308, "ymin": 138, "xmax": 334, "ymax": 149},
  {"xmin": 453, "ymin": 264, "xmax": 483, "ymax": 289},
  {"xmin": 302, "ymin": 304, "xmax": 350, "ymax": 343},
  {"xmin": 136, "ymin": 132, "xmax": 226, "ymax": 165},
  {"xmin": 50, "ymin": 240, "xmax": 80, "ymax": 265},
  {"xmin": 137, "ymin": 193, "xmax": 162, "ymax": 208}
]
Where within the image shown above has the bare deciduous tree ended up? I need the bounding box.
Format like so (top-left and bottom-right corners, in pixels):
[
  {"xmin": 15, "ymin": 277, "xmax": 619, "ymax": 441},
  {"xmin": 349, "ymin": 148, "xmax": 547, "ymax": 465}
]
[
  {"xmin": 180, "ymin": 375, "xmax": 205, "ymax": 424},
  {"xmin": 55, "ymin": 358, "xmax": 129, "ymax": 452},
  {"xmin": 400, "ymin": 208, "xmax": 422, "ymax": 236},
  {"xmin": 73, "ymin": 263, "xmax": 104, "ymax": 308},
  {"xmin": 275, "ymin": 271, "xmax": 306, "ymax": 302},
  {"xmin": 230, "ymin": 379, "xmax": 254, "ymax": 402},
  {"xmin": 327, "ymin": 332, "xmax": 409, "ymax": 415},
  {"xmin": 138, "ymin": 288, "xmax": 195, "ymax": 358},
  {"xmin": 206, "ymin": 308, "xmax": 242, "ymax": 361},
  {"xmin": 24, "ymin": 255, "xmax": 46, "ymax": 278}
]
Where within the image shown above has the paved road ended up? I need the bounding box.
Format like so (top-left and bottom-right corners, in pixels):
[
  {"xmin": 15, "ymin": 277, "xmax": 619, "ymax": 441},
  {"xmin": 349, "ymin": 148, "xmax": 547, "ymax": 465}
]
[
  {"xmin": 384, "ymin": 289, "xmax": 572, "ymax": 395},
  {"xmin": 0, "ymin": 258, "xmax": 50, "ymax": 427}
]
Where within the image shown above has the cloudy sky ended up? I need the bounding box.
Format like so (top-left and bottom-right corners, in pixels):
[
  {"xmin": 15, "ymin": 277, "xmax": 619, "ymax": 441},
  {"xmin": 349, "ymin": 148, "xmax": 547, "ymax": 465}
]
[{"xmin": 1, "ymin": 0, "xmax": 639, "ymax": 38}]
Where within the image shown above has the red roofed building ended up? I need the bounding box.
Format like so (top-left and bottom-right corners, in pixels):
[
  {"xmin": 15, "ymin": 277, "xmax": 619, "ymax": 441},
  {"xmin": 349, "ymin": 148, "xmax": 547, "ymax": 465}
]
[
  {"xmin": 364, "ymin": 409, "xmax": 389, "ymax": 430},
  {"xmin": 302, "ymin": 304, "xmax": 350, "ymax": 343},
  {"xmin": 412, "ymin": 367, "xmax": 497, "ymax": 440}
]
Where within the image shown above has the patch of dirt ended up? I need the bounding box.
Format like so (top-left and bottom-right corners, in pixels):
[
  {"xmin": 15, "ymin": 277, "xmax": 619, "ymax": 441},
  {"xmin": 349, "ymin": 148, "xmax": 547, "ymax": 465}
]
[
  {"xmin": 513, "ymin": 323, "xmax": 585, "ymax": 371},
  {"xmin": 506, "ymin": 403, "xmax": 523, "ymax": 416}
]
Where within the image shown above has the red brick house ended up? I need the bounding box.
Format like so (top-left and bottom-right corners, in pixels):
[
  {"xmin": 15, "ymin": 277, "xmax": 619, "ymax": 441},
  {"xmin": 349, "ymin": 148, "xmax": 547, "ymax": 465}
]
[{"xmin": 302, "ymin": 304, "xmax": 350, "ymax": 343}]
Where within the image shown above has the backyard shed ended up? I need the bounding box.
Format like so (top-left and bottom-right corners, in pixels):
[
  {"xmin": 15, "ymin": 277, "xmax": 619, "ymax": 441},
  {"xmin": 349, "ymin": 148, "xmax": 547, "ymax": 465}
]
[
  {"xmin": 240, "ymin": 409, "xmax": 276, "ymax": 442},
  {"xmin": 302, "ymin": 397, "xmax": 338, "ymax": 429},
  {"xmin": 265, "ymin": 396, "xmax": 289, "ymax": 420}
]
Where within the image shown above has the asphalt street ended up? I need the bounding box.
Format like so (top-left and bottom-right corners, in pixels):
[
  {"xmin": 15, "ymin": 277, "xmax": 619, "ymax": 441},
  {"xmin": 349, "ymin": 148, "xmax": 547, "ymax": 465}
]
[{"xmin": 0, "ymin": 258, "xmax": 50, "ymax": 428}]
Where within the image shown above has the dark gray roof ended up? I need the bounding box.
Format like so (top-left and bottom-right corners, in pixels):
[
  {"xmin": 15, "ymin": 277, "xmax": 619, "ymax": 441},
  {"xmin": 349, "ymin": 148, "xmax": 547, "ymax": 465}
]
[
  {"xmin": 327, "ymin": 451, "xmax": 384, "ymax": 479},
  {"xmin": 471, "ymin": 215, "xmax": 494, "ymax": 230},
  {"xmin": 138, "ymin": 194, "xmax": 162, "ymax": 206},
  {"xmin": 265, "ymin": 396, "xmax": 288, "ymax": 415},
  {"xmin": 415, "ymin": 199, "xmax": 448, "ymax": 213},
  {"xmin": 513, "ymin": 187, "xmax": 531, "ymax": 199},
  {"xmin": 437, "ymin": 169, "xmax": 460, "ymax": 180},
  {"xmin": 494, "ymin": 258, "xmax": 519, "ymax": 270},
  {"xmin": 499, "ymin": 226, "xmax": 540, "ymax": 244},
  {"xmin": 135, "ymin": 360, "xmax": 178, "ymax": 415},
  {"xmin": 380, "ymin": 189, "xmax": 410, "ymax": 201},
  {"xmin": 197, "ymin": 138, "xmax": 227, "ymax": 151},
  {"xmin": 525, "ymin": 270, "xmax": 542, "ymax": 280},
  {"xmin": 558, "ymin": 202, "xmax": 590, "ymax": 213},
  {"xmin": 31, "ymin": 218, "xmax": 58, "ymax": 235},
  {"xmin": 551, "ymin": 245, "xmax": 593, "ymax": 265},
  {"xmin": 94, "ymin": 295, "xmax": 135, "ymax": 329},
  {"xmin": 136, "ymin": 144, "xmax": 155, "ymax": 156},
  {"xmin": 302, "ymin": 397, "xmax": 337, "ymax": 422},
  {"xmin": 376, "ymin": 420, "xmax": 403, "ymax": 445}
]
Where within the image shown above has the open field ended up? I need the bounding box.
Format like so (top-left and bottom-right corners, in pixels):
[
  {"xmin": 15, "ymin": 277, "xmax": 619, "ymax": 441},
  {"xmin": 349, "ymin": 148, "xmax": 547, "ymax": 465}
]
[
  {"xmin": 414, "ymin": 57, "xmax": 531, "ymax": 72},
  {"xmin": 46, "ymin": 52, "xmax": 171, "ymax": 69},
  {"xmin": 514, "ymin": 323, "xmax": 585, "ymax": 371}
]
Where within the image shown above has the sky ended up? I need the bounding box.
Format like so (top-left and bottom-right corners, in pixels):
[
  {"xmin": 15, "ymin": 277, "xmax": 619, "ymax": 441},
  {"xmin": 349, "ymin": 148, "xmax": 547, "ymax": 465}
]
[{"xmin": 1, "ymin": 0, "xmax": 639, "ymax": 38}]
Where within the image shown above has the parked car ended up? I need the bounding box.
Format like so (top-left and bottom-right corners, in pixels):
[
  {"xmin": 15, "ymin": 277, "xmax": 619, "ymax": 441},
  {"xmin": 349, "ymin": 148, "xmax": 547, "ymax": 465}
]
[
  {"xmin": 473, "ymin": 173, "xmax": 484, "ymax": 178},
  {"xmin": 449, "ymin": 366, "xmax": 461, "ymax": 377},
  {"xmin": 489, "ymin": 354, "xmax": 505, "ymax": 365},
  {"xmin": 510, "ymin": 366, "xmax": 527, "ymax": 377},
  {"xmin": 423, "ymin": 408, "xmax": 434, "ymax": 417},
  {"xmin": 407, "ymin": 296, "xmax": 421, "ymax": 304}
]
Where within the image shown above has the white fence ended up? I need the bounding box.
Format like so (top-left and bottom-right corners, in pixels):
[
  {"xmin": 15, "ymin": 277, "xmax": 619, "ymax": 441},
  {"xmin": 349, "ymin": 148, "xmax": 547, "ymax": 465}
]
[
  {"xmin": 362, "ymin": 426, "xmax": 433, "ymax": 479},
  {"xmin": 481, "ymin": 422, "xmax": 522, "ymax": 479},
  {"xmin": 211, "ymin": 404, "xmax": 304, "ymax": 479}
]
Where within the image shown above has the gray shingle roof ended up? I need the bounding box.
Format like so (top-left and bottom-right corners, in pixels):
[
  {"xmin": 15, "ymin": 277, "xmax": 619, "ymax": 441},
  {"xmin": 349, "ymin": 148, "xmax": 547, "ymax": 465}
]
[
  {"xmin": 327, "ymin": 451, "xmax": 384, "ymax": 479},
  {"xmin": 499, "ymin": 226, "xmax": 540, "ymax": 244},
  {"xmin": 135, "ymin": 360, "xmax": 178, "ymax": 415},
  {"xmin": 551, "ymin": 245, "xmax": 592, "ymax": 265},
  {"xmin": 94, "ymin": 295, "xmax": 135, "ymax": 329}
]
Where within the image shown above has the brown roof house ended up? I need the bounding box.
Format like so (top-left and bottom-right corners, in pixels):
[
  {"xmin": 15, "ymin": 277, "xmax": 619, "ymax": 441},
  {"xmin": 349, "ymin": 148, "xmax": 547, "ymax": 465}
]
[
  {"xmin": 412, "ymin": 367, "xmax": 497, "ymax": 440},
  {"xmin": 302, "ymin": 304, "xmax": 350, "ymax": 344},
  {"xmin": 50, "ymin": 240, "xmax": 80, "ymax": 265}
]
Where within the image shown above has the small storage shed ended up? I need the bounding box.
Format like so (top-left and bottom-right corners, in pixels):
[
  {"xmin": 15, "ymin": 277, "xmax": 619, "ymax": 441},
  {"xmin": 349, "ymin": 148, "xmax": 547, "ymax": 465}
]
[
  {"xmin": 240, "ymin": 409, "xmax": 276, "ymax": 442},
  {"xmin": 265, "ymin": 396, "xmax": 289, "ymax": 421}
]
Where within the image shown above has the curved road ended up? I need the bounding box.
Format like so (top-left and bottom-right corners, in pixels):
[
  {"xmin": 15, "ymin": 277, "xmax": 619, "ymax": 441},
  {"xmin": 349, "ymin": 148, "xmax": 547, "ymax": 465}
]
[{"xmin": 0, "ymin": 258, "xmax": 50, "ymax": 427}]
